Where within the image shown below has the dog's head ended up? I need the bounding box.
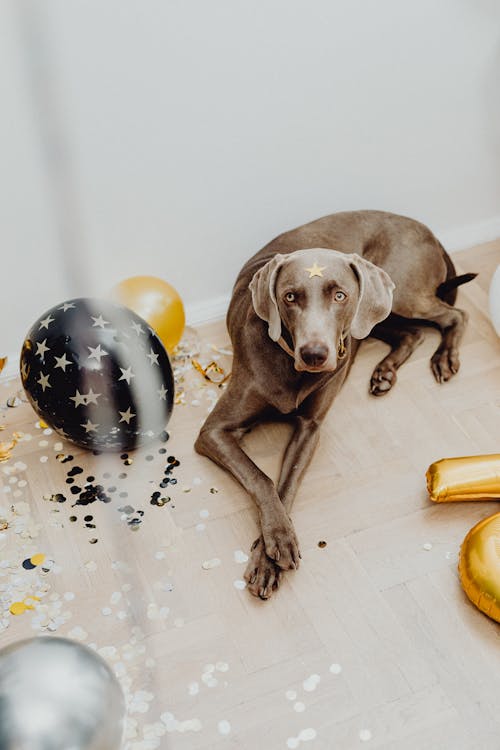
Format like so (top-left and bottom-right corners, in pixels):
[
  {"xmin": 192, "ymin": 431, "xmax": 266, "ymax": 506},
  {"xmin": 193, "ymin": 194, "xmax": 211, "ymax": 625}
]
[{"xmin": 249, "ymin": 248, "xmax": 395, "ymax": 373}]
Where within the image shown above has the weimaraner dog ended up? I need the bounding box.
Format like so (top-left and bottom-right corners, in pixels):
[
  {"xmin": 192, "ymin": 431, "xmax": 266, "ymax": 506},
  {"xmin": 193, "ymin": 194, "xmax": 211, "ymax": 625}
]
[{"xmin": 195, "ymin": 210, "xmax": 476, "ymax": 600}]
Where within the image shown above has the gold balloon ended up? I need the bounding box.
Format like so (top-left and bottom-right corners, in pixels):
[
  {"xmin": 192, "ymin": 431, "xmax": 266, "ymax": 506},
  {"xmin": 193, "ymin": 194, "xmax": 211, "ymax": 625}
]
[
  {"xmin": 111, "ymin": 276, "xmax": 185, "ymax": 352},
  {"xmin": 459, "ymin": 512, "xmax": 500, "ymax": 623},
  {"xmin": 426, "ymin": 454, "xmax": 500, "ymax": 502}
]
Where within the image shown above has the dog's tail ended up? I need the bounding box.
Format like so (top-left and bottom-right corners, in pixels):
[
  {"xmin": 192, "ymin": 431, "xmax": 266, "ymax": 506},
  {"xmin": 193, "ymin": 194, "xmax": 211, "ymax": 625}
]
[{"xmin": 436, "ymin": 272, "xmax": 477, "ymax": 300}]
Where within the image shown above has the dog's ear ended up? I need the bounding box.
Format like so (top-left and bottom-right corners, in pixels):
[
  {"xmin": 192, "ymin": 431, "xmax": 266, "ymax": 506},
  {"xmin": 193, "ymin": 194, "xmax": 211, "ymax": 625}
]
[
  {"xmin": 249, "ymin": 254, "xmax": 288, "ymax": 341},
  {"xmin": 348, "ymin": 253, "xmax": 395, "ymax": 339}
]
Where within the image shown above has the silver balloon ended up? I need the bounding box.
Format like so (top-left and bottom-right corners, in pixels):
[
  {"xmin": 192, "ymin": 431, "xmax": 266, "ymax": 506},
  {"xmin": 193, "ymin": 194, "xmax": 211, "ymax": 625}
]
[{"xmin": 0, "ymin": 637, "xmax": 125, "ymax": 750}]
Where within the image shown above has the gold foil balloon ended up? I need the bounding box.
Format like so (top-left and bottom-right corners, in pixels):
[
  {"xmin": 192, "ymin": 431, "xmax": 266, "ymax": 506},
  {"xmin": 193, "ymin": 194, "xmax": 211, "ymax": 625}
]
[
  {"xmin": 0, "ymin": 636, "xmax": 125, "ymax": 749},
  {"xmin": 111, "ymin": 275, "xmax": 185, "ymax": 352},
  {"xmin": 459, "ymin": 512, "xmax": 500, "ymax": 623},
  {"xmin": 426, "ymin": 454, "xmax": 500, "ymax": 502}
]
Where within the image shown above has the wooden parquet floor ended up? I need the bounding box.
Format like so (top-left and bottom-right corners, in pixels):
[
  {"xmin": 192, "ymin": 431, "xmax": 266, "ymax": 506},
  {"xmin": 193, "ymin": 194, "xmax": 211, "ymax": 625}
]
[{"xmin": 0, "ymin": 241, "xmax": 499, "ymax": 749}]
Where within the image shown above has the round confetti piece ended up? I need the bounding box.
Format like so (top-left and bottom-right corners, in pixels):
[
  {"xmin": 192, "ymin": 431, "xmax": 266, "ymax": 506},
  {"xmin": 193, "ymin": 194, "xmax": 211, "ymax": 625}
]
[
  {"xmin": 318, "ymin": 540, "xmax": 327, "ymax": 548},
  {"xmin": 298, "ymin": 728, "xmax": 317, "ymax": 741},
  {"xmin": 329, "ymin": 663, "xmax": 342, "ymax": 674},
  {"xmin": 285, "ymin": 690, "xmax": 297, "ymax": 701},
  {"xmin": 202, "ymin": 558, "xmax": 221, "ymax": 570},
  {"xmin": 39, "ymin": 456, "xmax": 48, "ymax": 463},
  {"xmin": 233, "ymin": 580, "xmax": 246, "ymax": 590},
  {"xmin": 217, "ymin": 720, "xmax": 231, "ymax": 735},
  {"xmin": 233, "ymin": 550, "xmax": 249, "ymax": 564},
  {"xmin": 286, "ymin": 738, "xmax": 299, "ymax": 749},
  {"xmin": 10, "ymin": 601, "xmax": 27, "ymax": 615},
  {"xmin": 423, "ymin": 542, "xmax": 433, "ymax": 551},
  {"xmin": 294, "ymin": 701, "xmax": 305, "ymax": 713},
  {"xmin": 359, "ymin": 729, "xmax": 372, "ymax": 742},
  {"xmin": 22, "ymin": 558, "xmax": 36, "ymax": 570},
  {"xmin": 302, "ymin": 674, "xmax": 321, "ymax": 691},
  {"xmin": 30, "ymin": 553, "xmax": 46, "ymax": 567}
]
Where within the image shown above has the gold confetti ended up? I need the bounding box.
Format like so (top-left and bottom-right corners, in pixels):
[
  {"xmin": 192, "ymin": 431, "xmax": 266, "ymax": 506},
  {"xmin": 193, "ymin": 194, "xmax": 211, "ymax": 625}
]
[
  {"xmin": 10, "ymin": 601, "xmax": 27, "ymax": 616},
  {"xmin": 0, "ymin": 432, "xmax": 21, "ymax": 463},
  {"xmin": 30, "ymin": 553, "xmax": 46, "ymax": 566},
  {"xmin": 192, "ymin": 359, "xmax": 231, "ymax": 385},
  {"xmin": 23, "ymin": 596, "xmax": 40, "ymax": 610}
]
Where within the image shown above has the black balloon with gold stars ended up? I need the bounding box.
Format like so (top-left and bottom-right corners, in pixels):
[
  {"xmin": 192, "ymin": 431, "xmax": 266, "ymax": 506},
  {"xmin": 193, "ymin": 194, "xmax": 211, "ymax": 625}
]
[{"xmin": 20, "ymin": 298, "xmax": 174, "ymax": 452}]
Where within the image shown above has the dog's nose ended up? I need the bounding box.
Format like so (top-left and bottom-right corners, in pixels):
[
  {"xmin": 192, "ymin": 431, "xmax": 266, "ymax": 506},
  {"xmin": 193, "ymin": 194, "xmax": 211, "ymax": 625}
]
[{"xmin": 299, "ymin": 343, "xmax": 329, "ymax": 367}]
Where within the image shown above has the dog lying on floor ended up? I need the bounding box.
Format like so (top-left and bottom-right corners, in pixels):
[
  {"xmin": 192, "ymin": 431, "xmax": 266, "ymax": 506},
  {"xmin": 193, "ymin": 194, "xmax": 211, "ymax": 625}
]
[{"xmin": 195, "ymin": 210, "xmax": 476, "ymax": 600}]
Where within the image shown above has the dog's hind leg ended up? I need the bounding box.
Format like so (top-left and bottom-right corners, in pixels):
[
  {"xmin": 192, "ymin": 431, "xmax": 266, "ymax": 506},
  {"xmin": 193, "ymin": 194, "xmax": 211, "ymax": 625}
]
[
  {"xmin": 369, "ymin": 316, "xmax": 425, "ymax": 396},
  {"xmin": 420, "ymin": 299, "xmax": 468, "ymax": 383}
]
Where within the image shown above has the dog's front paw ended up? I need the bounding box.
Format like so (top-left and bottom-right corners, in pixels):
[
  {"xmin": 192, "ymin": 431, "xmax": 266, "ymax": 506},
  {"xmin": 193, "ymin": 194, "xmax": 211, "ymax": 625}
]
[
  {"xmin": 261, "ymin": 513, "xmax": 301, "ymax": 570},
  {"xmin": 370, "ymin": 363, "xmax": 397, "ymax": 396},
  {"xmin": 244, "ymin": 537, "xmax": 282, "ymax": 600},
  {"xmin": 431, "ymin": 346, "xmax": 460, "ymax": 383}
]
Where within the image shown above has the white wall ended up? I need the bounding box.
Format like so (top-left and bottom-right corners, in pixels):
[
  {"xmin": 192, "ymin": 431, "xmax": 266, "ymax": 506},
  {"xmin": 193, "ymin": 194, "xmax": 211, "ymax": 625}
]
[{"xmin": 2, "ymin": 0, "xmax": 500, "ymax": 356}]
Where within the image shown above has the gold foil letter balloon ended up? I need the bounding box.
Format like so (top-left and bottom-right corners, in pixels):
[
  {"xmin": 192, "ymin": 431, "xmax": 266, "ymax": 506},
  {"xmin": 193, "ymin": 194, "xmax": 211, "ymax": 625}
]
[
  {"xmin": 111, "ymin": 275, "xmax": 185, "ymax": 352},
  {"xmin": 426, "ymin": 454, "xmax": 500, "ymax": 502},
  {"xmin": 459, "ymin": 512, "xmax": 500, "ymax": 623}
]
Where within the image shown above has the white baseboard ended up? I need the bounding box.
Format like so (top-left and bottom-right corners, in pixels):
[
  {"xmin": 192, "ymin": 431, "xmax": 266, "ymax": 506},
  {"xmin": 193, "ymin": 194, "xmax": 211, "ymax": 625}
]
[
  {"xmin": 437, "ymin": 215, "xmax": 500, "ymax": 252},
  {"xmin": 185, "ymin": 293, "xmax": 231, "ymax": 327}
]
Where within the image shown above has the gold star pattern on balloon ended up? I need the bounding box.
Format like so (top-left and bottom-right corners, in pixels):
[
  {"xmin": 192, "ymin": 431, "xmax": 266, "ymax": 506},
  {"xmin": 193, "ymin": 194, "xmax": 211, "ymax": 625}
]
[{"xmin": 304, "ymin": 262, "xmax": 326, "ymax": 278}]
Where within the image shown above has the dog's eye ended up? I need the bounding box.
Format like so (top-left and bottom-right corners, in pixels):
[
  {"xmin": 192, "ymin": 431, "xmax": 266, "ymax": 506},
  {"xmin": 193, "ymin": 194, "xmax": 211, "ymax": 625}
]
[
  {"xmin": 284, "ymin": 292, "xmax": 296, "ymax": 303},
  {"xmin": 334, "ymin": 290, "xmax": 347, "ymax": 302}
]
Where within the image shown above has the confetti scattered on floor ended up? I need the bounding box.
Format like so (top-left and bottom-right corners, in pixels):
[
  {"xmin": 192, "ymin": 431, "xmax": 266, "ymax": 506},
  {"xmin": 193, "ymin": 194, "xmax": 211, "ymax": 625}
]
[{"xmin": 302, "ymin": 674, "xmax": 321, "ymax": 692}]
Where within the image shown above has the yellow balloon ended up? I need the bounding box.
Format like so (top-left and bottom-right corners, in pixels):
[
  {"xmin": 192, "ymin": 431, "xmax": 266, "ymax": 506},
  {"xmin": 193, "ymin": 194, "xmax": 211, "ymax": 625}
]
[
  {"xmin": 426, "ymin": 454, "xmax": 500, "ymax": 502},
  {"xmin": 459, "ymin": 512, "xmax": 500, "ymax": 623},
  {"xmin": 111, "ymin": 276, "xmax": 185, "ymax": 353}
]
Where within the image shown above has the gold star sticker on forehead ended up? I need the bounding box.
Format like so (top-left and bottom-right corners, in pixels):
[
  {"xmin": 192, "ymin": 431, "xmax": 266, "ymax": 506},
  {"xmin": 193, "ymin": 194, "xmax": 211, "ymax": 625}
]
[{"xmin": 304, "ymin": 262, "xmax": 326, "ymax": 278}]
